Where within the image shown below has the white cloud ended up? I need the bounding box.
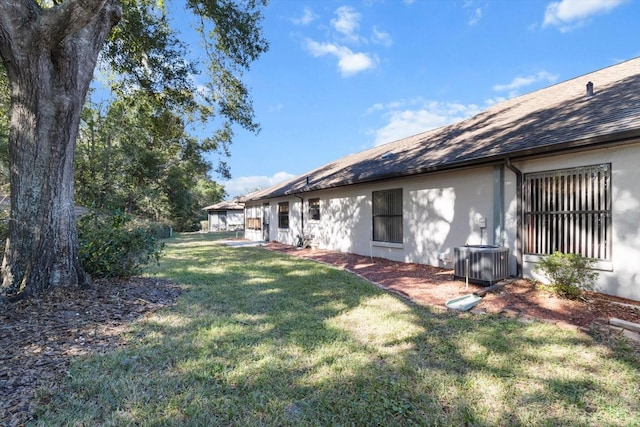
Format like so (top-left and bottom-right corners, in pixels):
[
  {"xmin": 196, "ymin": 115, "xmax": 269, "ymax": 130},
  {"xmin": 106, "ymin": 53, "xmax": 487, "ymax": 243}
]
[
  {"xmin": 372, "ymin": 26, "xmax": 393, "ymax": 46},
  {"xmin": 267, "ymin": 103, "xmax": 283, "ymax": 113},
  {"xmin": 224, "ymin": 171, "xmax": 295, "ymax": 199},
  {"xmin": 365, "ymin": 103, "xmax": 384, "ymax": 114},
  {"xmin": 468, "ymin": 7, "xmax": 482, "ymax": 26},
  {"xmin": 543, "ymin": 0, "xmax": 627, "ymax": 31},
  {"xmin": 292, "ymin": 7, "xmax": 318, "ymax": 26},
  {"xmin": 492, "ymin": 70, "xmax": 559, "ymax": 97},
  {"xmin": 484, "ymin": 96, "xmax": 508, "ymax": 107},
  {"xmin": 331, "ymin": 6, "xmax": 361, "ymax": 43},
  {"xmin": 370, "ymin": 99, "xmax": 482, "ymax": 146},
  {"xmin": 464, "ymin": 0, "xmax": 483, "ymax": 26},
  {"xmin": 301, "ymin": 5, "xmax": 391, "ymax": 77},
  {"xmin": 305, "ymin": 39, "xmax": 377, "ymax": 76}
]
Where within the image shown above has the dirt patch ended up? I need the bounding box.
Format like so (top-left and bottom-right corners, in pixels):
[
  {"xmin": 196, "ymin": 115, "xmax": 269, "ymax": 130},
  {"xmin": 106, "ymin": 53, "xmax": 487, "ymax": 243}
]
[
  {"xmin": 0, "ymin": 278, "xmax": 183, "ymax": 427},
  {"xmin": 264, "ymin": 242, "xmax": 640, "ymax": 328}
]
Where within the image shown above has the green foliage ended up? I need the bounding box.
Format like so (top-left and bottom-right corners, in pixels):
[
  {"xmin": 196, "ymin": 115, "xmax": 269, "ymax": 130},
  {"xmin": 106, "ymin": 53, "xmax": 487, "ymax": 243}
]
[
  {"xmin": 0, "ymin": 207, "xmax": 171, "ymax": 278},
  {"xmin": 97, "ymin": 0, "xmax": 269, "ymax": 182},
  {"xmin": 75, "ymin": 98, "xmax": 227, "ymax": 232},
  {"xmin": 533, "ymin": 251, "xmax": 599, "ymax": 299},
  {"xmin": 74, "ymin": 0, "xmax": 268, "ymax": 232},
  {"xmin": 77, "ymin": 212, "xmax": 165, "ymax": 279},
  {"xmin": 142, "ymin": 219, "xmax": 174, "ymax": 239}
]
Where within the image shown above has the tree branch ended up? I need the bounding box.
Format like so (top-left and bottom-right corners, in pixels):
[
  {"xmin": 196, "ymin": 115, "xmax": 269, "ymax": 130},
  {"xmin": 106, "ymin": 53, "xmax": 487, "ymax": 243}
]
[
  {"xmin": 0, "ymin": 0, "xmax": 122, "ymax": 75},
  {"xmin": 39, "ymin": 0, "xmax": 122, "ymax": 47},
  {"xmin": 0, "ymin": 1, "xmax": 41, "ymax": 70}
]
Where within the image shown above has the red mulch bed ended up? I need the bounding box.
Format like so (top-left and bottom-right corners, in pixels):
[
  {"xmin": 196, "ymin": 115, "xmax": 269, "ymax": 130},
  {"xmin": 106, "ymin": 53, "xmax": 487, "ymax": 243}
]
[{"xmin": 264, "ymin": 242, "xmax": 640, "ymax": 329}]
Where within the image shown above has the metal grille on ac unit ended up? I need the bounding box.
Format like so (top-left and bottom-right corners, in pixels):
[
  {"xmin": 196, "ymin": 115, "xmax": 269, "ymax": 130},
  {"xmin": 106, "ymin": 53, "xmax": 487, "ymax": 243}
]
[{"xmin": 453, "ymin": 245, "xmax": 509, "ymax": 286}]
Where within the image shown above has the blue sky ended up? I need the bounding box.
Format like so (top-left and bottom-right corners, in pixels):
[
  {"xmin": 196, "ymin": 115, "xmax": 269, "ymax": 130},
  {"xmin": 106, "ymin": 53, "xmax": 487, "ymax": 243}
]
[{"xmin": 194, "ymin": 0, "xmax": 640, "ymax": 199}]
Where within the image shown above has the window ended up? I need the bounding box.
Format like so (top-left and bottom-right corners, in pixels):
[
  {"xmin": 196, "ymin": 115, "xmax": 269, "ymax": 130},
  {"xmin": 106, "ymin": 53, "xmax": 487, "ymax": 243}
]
[
  {"xmin": 246, "ymin": 217, "xmax": 261, "ymax": 230},
  {"xmin": 245, "ymin": 205, "xmax": 261, "ymax": 230},
  {"xmin": 309, "ymin": 198, "xmax": 320, "ymax": 221},
  {"xmin": 372, "ymin": 188, "xmax": 403, "ymax": 243},
  {"xmin": 524, "ymin": 164, "xmax": 611, "ymax": 260},
  {"xmin": 278, "ymin": 202, "xmax": 289, "ymax": 229}
]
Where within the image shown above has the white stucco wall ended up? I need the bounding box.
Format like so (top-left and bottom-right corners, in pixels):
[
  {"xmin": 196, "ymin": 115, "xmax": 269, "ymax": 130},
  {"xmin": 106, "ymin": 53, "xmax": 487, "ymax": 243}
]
[
  {"xmin": 208, "ymin": 213, "xmax": 221, "ymax": 231},
  {"xmin": 208, "ymin": 213, "xmax": 228, "ymax": 231},
  {"xmin": 208, "ymin": 210, "xmax": 244, "ymax": 231},
  {"xmin": 247, "ymin": 167, "xmax": 497, "ymax": 267},
  {"xmin": 246, "ymin": 198, "xmax": 301, "ymax": 246},
  {"xmin": 402, "ymin": 170, "xmax": 495, "ymax": 267},
  {"xmin": 243, "ymin": 204, "xmax": 262, "ymax": 241},
  {"xmin": 227, "ymin": 211, "xmax": 245, "ymax": 230}
]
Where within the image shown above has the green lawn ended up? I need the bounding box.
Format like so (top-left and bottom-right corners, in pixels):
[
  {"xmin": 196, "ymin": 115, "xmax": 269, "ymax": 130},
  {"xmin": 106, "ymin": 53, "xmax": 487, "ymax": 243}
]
[{"xmin": 36, "ymin": 233, "xmax": 640, "ymax": 426}]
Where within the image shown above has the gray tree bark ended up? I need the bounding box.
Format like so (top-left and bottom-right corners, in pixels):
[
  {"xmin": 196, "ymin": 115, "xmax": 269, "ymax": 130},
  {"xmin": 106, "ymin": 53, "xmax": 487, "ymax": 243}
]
[{"xmin": 0, "ymin": 0, "xmax": 122, "ymax": 298}]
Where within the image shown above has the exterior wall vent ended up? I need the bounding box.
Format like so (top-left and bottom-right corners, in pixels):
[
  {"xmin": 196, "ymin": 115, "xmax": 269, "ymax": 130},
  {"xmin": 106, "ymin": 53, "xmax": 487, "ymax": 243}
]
[{"xmin": 453, "ymin": 245, "xmax": 509, "ymax": 286}]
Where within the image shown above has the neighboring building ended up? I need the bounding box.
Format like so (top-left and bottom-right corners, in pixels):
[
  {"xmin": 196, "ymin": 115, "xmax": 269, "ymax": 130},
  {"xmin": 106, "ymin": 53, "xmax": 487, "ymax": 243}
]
[
  {"xmin": 203, "ymin": 200, "xmax": 245, "ymax": 232},
  {"xmin": 240, "ymin": 58, "xmax": 640, "ymax": 301}
]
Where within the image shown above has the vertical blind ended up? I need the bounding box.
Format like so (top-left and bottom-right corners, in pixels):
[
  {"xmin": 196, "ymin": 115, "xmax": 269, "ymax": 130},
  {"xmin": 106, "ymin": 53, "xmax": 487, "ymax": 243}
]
[
  {"xmin": 372, "ymin": 188, "xmax": 403, "ymax": 243},
  {"xmin": 524, "ymin": 164, "xmax": 611, "ymax": 260}
]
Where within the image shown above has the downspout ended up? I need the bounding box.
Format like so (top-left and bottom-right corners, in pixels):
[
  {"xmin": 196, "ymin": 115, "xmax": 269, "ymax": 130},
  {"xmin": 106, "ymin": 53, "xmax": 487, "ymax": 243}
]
[
  {"xmin": 505, "ymin": 159, "xmax": 523, "ymax": 277},
  {"xmin": 294, "ymin": 194, "xmax": 304, "ymax": 238}
]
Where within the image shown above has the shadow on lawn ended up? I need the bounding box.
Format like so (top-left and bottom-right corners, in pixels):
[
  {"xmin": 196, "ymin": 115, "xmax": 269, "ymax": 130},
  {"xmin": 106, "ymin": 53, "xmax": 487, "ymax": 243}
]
[{"xmin": 38, "ymin": 238, "xmax": 640, "ymax": 426}]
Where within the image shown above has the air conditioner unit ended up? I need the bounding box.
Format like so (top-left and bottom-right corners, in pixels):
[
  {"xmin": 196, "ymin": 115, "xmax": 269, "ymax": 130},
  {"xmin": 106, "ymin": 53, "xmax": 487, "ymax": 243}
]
[{"xmin": 454, "ymin": 245, "xmax": 509, "ymax": 286}]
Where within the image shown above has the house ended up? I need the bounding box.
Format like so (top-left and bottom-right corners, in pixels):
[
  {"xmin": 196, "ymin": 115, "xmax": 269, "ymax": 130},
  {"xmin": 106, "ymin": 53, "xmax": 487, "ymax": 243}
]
[
  {"xmin": 240, "ymin": 57, "xmax": 640, "ymax": 301},
  {"xmin": 203, "ymin": 199, "xmax": 245, "ymax": 232}
]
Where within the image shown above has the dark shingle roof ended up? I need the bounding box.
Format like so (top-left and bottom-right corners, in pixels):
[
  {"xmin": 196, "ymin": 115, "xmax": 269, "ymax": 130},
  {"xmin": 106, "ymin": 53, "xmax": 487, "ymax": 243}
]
[{"xmin": 242, "ymin": 57, "xmax": 640, "ymax": 202}]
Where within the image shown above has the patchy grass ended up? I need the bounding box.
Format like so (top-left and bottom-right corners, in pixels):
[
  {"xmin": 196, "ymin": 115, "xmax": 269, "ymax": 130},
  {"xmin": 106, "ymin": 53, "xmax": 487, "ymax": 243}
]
[{"xmin": 35, "ymin": 233, "xmax": 640, "ymax": 426}]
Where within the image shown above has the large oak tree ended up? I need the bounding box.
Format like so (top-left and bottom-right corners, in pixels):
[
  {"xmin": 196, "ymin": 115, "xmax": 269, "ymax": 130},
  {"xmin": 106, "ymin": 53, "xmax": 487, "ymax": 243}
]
[{"xmin": 0, "ymin": 0, "xmax": 267, "ymax": 299}]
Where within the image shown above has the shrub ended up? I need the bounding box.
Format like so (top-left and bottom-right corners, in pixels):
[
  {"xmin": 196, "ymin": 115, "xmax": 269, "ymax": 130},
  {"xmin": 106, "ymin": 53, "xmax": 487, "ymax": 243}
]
[
  {"xmin": 77, "ymin": 211, "xmax": 164, "ymax": 279},
  {"xmin": 533, "ymin": 251, "xmax": 599, "ymax": 299},
  {"xmin": 130, "ymin": 218, "xmax": 173, "ymax": 239}
]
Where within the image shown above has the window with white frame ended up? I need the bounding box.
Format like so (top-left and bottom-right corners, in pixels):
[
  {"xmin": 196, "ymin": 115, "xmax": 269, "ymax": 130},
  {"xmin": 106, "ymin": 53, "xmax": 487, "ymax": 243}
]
[
  {"xmin": 308, "ymin": 198, "xmax": 320, "ymax": 221},
  {"xmin": 372, "ymin": 188, "xmax": 403, "ymax": 244},
  {"xmin": 524, "ymin": 164, "xmax": 611, "ymax": 260},
  {"xmin": 278, "ymin": 202, "xmax": 289, "ymax": 229}
]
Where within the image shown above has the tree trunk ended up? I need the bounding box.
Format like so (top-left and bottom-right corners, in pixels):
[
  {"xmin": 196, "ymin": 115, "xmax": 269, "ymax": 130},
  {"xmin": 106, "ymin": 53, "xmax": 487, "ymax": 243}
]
[{"xmin": 0, "ymin": 0, "xmax": 122, "ymax": 298}]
